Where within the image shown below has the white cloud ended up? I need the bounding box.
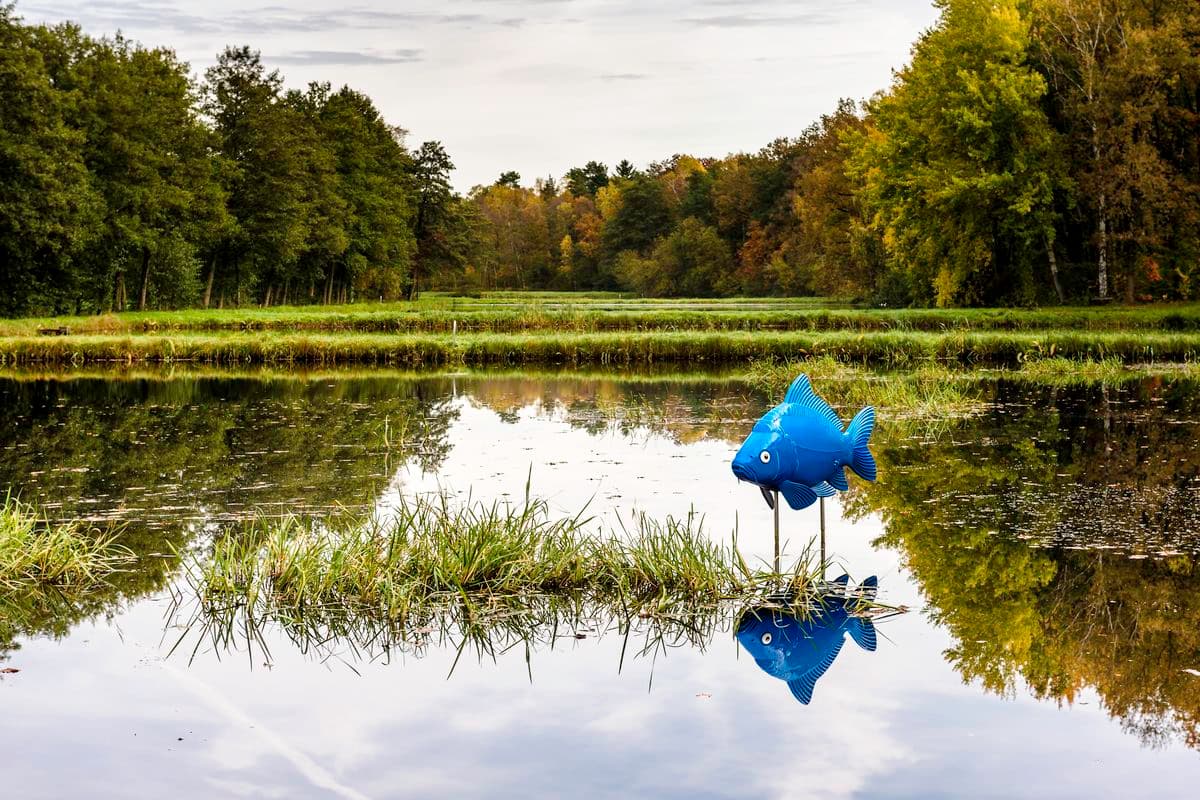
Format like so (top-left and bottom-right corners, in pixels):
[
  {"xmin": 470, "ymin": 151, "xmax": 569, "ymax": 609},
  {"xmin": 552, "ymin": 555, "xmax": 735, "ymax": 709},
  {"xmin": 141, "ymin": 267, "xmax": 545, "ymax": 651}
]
[{"xmin": 16, "ymin": 0, "xmax": 938, "ymax": 189}]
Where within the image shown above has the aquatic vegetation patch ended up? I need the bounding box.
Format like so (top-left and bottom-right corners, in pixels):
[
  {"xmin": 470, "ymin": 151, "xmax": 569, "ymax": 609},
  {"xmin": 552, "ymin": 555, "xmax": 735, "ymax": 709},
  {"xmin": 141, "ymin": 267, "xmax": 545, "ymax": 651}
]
[
  {"xmin": 182, "ymin": 491, "xmax": 862, "ymax": 626},
  {"xmin": 748, "ymin": 357, "xmax": 988, "ymax": 419},
  {"xmin": 172, "ymin": 491, "xmax": 898, "ymax": 669},
  {"xmin": 0, "ymin": 494, "xmax": 133, "ymax": 591},
  {"xmin": 1015, "ymin": 356, "xmax": 1131, "ymax": 385}
]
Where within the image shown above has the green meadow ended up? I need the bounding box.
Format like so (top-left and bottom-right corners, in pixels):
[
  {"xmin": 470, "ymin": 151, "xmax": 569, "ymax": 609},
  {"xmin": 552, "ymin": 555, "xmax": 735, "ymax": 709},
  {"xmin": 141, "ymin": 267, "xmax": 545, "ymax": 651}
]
[{"xmin": 3, "ymin": 294, "xmax": 1200, "ymax": 370}]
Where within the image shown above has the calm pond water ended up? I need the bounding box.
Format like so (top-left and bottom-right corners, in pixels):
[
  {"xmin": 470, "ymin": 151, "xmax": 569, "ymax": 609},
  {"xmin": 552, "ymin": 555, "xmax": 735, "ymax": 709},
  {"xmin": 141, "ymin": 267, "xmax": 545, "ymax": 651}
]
[{"xmin": 3, "ymin": 371, "xmax": 1200, "ymax": 798}]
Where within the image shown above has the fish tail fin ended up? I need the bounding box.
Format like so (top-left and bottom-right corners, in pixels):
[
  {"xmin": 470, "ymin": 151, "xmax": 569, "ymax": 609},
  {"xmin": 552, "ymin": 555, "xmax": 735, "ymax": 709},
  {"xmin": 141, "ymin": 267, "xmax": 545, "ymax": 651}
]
[{"xmin": 846, "ymin": 406, "xmax": 876, "ymax": 482}]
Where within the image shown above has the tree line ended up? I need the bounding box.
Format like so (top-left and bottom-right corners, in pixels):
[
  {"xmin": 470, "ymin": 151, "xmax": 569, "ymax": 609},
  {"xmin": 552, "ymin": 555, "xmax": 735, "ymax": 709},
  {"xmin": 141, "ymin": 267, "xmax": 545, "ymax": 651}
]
[
  {"xmin": 0, "ymin": 4, "xmax": 470, "ymax": 316},
  {"xmin": 467, "ymin": 0, "xmax": 1200, "ymax": 306},
  {"xmin": 2, "ymin": 0, "xmax": 1198, "ymax": 313}
]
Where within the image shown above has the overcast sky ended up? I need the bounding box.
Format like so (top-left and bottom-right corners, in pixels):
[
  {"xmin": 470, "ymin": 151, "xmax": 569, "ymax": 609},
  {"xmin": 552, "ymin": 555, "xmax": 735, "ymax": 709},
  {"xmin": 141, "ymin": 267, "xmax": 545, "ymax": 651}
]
[{"xmin": 19, "ymin": 0, "xmax": 940, "ymax": 190}]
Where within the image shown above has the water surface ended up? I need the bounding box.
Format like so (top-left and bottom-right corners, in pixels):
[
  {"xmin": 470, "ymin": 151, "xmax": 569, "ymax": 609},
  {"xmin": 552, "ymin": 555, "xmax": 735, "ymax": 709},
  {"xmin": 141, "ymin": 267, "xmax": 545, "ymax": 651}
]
[{"xmin": 3, "ymin": 372, "xmax": 1200, "ymax": 798}]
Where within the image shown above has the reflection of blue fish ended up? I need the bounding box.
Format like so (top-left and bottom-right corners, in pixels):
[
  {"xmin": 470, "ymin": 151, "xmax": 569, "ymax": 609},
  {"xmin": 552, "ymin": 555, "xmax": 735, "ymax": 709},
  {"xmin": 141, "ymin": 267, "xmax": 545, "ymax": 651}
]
[
  {"xmin": 736, "ymin": 575, "xmax": 878, "ymax": 705},
  {"xmin": 731, "ymin": 375, "xmax": 876, "ymax": 510}
]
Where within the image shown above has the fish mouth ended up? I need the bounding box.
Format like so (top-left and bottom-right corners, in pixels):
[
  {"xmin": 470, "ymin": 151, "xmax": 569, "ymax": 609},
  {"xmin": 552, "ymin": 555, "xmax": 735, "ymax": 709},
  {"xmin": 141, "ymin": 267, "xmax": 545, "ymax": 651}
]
[{"xmin": 731, "ymin": 462, "xmax": 754, "ymax": 482}]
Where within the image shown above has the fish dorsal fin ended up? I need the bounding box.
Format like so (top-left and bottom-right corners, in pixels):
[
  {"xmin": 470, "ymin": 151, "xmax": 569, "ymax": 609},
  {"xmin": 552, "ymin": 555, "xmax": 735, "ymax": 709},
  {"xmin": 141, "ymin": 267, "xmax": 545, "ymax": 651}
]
[
  {"xmin": 849, "ymin": 618, "xmax": 877, "ymax": 652},
  {"xmin": 783, "ymin": 374, "xmax": 843, "ymax": 429},
  {"xmin": 812, "ymin": 481, "xmax": 837, "ymax": 498},
  {"xmin": 779, "ymin": 481, "xmax": 818, "ymax": 510},
  {"xmin": 826, "ymin": 470, "xmax": 849, "ymax": 492}
]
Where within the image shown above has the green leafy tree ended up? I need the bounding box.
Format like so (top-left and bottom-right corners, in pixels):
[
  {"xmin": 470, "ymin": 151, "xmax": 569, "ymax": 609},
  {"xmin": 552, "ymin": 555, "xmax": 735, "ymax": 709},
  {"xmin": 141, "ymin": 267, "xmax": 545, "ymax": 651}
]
[
  {"xmin": 0, "ymin": 7, "xmax": 99, "ymax": 316},
  {"xmin": 601, "ymin": 173, "xmax": 672, "ymax": 259},
  {"xmin": 410, "ymin": 141, "xmax": 476, "ymax": 297},
  {"xmin": 44, "ymin": 31, "xmax": 230, "ymax": 310},
  {"xmin": 203, "ymin": 47, "xmax": 316, "ymax": 306},
  {"xmin": 849, "ymin": 0, "xmax": 1067, "ymax": 306},
  {"xmin": 564, "ymin": 160, "xmax": 609, "ymax": 197},
  {"xmin": 615, "ymin": 217, "xmax": 732, "ymax": 297}
]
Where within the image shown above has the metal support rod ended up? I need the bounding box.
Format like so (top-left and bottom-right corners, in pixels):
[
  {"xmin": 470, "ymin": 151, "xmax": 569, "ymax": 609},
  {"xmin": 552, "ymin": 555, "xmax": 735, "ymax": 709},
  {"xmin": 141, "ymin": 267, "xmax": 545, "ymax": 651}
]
[
  {"xmin": 773, "ymin": 490, "xmax": 781, "ymax": 574},
  {"xmin": 819, "ymin": 496, "xmax": 826, "ymax": 580}
]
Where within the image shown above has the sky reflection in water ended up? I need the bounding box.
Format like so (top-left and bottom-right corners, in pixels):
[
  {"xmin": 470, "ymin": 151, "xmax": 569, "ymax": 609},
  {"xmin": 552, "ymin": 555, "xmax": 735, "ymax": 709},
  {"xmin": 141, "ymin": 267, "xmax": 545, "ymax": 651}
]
[{"xmin": 2, "ymin": 374, "xmax": 1200, "ymax": 798}]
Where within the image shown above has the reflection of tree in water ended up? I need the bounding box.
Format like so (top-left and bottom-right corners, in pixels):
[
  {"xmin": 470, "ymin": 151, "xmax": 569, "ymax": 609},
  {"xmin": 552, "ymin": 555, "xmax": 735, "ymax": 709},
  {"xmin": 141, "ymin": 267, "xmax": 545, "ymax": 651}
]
[
  {"xmin": 0, "ymin": 377, "xmax": 461, "ymax": 530},
  {"xmin": 0, "ymin": 376, "xmax": 459, "ymax": 658},
  {"xmin": 0, "ymin": 543, "xmax": 185, "ymax": 662},
  {"xmin": 456, "ymin": 375, "xmax": 758, "ymax": 444},
  {"xmin": 848, "ymin": 379, "xmax": 1200, "ymax": 750}
]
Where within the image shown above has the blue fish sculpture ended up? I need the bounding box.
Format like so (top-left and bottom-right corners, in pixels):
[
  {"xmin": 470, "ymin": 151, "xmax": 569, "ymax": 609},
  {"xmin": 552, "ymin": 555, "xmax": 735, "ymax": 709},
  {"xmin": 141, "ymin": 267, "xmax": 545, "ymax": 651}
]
[
  {"xmin": 736, "ymin": 575, "xmax": 878, "ymax": 705},
  {"xmin": 731, "ymin": 374, "xmax": 876, "ymax": 510}
]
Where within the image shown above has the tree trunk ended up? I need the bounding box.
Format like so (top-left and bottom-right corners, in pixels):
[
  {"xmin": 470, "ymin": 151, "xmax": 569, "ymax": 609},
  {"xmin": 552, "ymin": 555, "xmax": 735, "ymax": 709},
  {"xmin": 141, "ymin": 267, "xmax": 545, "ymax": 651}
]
[
  {"xmin": 324, "ymin": 267, "xmax": 335, "ymax": 305},
  {"xmin": 138, "ymin": 245, "xmax": 152, "ymax": 311},
  {"xmin": 1046, "ymin": 238, "xmax": 1064, "ymax": 303},
  {"xmin": 1097, "ymin": 193, "xmax": 1109, "ymax": 300},
  {"xmin": 113, "ymin": 270, "xmax": 126, "ymax": 311},
  {"xmin": 1125, "ymin": 271, "xmax": 1135, "ymax": 304},
  {"xmin": 203, "ymin": 258, "xmax": 216, "ymax": 308},
  {"xmin": 263, "ymin": 284, "xmax": 273, "ymax": 307}
]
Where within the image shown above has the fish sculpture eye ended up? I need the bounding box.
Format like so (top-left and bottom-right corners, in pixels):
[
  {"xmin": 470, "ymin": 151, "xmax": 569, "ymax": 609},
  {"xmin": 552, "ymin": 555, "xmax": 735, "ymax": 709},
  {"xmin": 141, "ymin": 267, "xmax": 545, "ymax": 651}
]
[
  {"xmin": 761, "ymin": 632, "xmax": 773, "ymax": 645},
  {"xmin": 759, "ymin": 450, "xmax": 771, "ymax": 464}
]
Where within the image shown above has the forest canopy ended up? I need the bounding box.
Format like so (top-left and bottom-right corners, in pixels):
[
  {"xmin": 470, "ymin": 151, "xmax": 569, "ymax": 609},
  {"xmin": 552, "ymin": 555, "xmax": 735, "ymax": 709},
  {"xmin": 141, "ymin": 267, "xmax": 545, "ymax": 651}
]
[{"xmin": 1, "ymin": 0, "xmax": 1197, "ymax": 314}]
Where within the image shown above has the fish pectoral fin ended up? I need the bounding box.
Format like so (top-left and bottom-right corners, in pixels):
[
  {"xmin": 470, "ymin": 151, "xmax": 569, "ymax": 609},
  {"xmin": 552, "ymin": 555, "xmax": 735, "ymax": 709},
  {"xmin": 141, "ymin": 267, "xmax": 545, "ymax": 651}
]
[
  {"xmin": 760, "ymin": 485, "xmax": 775, "ymax": 510},
  {"xmin": 805, "ymin": 637, "xmax": 845, "ymax": 686},
  {"xmin": 779, "ymin": 481, "xmax": 818, "ymax": 510},
  {"xmin": 812, "ymin": 481, "xmax": 837, "ymax": 498},
  {"xmin": 849, "ymin": 618, "xmax": 878, "ymax": 652},
  {"xmin": 827, "ymin": 470, "xmax": 849, "ymax": 492}
]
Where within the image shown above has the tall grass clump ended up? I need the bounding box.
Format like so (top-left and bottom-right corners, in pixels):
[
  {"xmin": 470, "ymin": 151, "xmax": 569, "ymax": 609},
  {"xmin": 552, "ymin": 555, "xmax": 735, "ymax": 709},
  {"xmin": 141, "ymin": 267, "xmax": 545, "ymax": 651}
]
[
  {"xmin": 185, "ymin": 491, "xmax": 823, "ymax": 624},
  {"xmin": 748, "ymin": 357, "xmax": 987, "ymax": 418},
  {"xmin": 0, "ymin": 494, "xmax": 133, "ymax": 590},
  {"xmin": 172, "ymin": 492, "xmax": 887, "ymax": 669},
  {"xmin": 1017, "ymin": 356, "xmax": 1130, "ymax": 385}
]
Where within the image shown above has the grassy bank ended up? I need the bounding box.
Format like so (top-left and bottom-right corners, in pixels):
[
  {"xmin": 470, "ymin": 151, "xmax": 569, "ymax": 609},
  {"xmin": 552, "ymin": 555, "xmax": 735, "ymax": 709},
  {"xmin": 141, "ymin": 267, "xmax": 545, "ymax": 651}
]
[
  {"xmin": 0, "ymin": 495, "xmax": 132, "ymax": 591},
  {"xmin": 5, "ymin": 296, "xmax": 1200, "ymax": 338},
  {"xmin": 3, "ymin": 327, "xmax": 1200, "ymax": 368}
]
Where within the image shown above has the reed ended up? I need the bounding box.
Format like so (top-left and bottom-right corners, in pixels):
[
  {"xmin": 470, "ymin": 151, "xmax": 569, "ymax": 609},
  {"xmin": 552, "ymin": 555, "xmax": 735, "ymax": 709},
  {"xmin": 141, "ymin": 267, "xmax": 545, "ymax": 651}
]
[
  {"xmin": 748, "ymin": 356, "xmax": 989, "ymax": 418},
  {"xmin": 4, "ymin": 328, "xmax": 1200, "ymax": 368},
  {"xmin": 182, "ymin": 490, "xmax": 833, "ymax": 625},
  {"xmin": 1015, "ymin": 356, "xmax": 1131, "ymax": 385},
  {"xmin": 0, "ymin": 494, "xmax": 133, "ymax": 590},
  {"xmin": 4, "ymin": 298, "xmax": 1200, "ymax": 338}
]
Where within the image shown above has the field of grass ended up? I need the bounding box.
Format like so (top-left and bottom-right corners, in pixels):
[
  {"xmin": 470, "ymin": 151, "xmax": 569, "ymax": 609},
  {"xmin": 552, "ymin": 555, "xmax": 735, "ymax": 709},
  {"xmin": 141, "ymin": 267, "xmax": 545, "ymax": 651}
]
[
  {"xmin": 4, "ymin": 294, "xmax": 1200, "ymax": 369},
  {"xmin": 3, "ymin": 327, "xmax": 1200, "ymax": 368},
  {"xmin": 4, "ymin": 296, "xmax": 1200, "ymax": 337}
]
